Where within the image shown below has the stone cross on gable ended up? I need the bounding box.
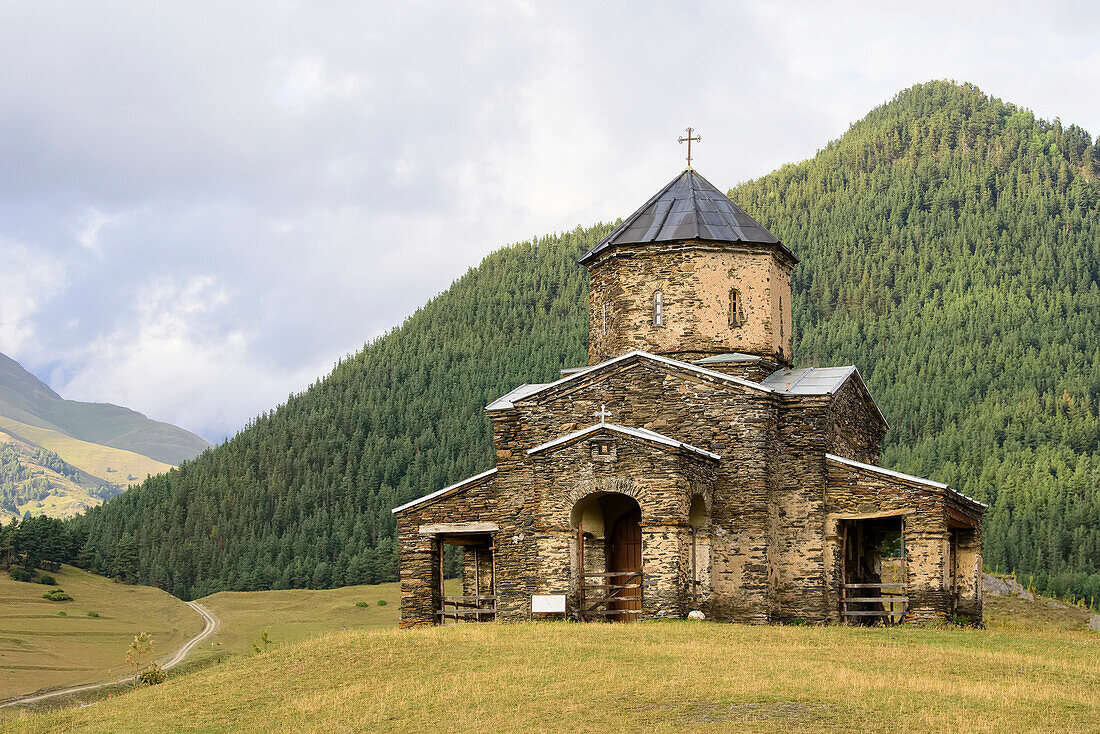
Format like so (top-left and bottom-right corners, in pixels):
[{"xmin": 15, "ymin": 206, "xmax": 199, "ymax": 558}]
[{"xmin": 594, "ymin": 404, "xmax": 611, "ymax": 423}]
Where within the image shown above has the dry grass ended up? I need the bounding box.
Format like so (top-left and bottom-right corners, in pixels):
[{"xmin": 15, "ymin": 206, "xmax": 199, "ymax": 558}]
[
  {"xmin": 193, "ymin": 581, "xmax": 404, "ymax": 658},
  {"xmin": 0, "ymin": 415, "xmax": 173, "ymax": 500},
  {"xmin": 0, "ymin": 565, "xmax": 202, "ymax": 700},
  {"xmin": 5, "ymin": 606, "xmax": 1097, "ymax": 733}
]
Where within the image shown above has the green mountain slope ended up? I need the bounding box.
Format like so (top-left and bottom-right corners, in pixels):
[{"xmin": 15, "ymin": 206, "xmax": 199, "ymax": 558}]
[
  {"xmin": 0, "ymin": 429, "xmax": 113, "ymax": 519},
  {"xmin": 0, "ymin": 353, "xmax": 203, "ymax": 516},
  {"xmin": 0, "ymin": 352, "xmax": 210, "ymax": 465},
  {"xmin": 72, "ymin": 81, "xmax": 1100, "ymax": 603}
]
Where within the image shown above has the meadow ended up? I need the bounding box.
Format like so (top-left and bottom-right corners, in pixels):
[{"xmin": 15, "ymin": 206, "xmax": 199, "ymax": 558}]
[
  {"xmin": 0, "ymin": 565, "xmax": 201, "ymax": 700},
  {"xmin": 193, "ymin": 581, "xmax": 405, "ymax": 658},
  {"xmin": 4, "ymin": 591, "xmax": 1097, "ymax": 733}
]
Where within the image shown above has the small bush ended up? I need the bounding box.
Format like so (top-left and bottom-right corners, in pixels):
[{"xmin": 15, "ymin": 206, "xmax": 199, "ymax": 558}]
[
  {"xmin": 137, "ymin": 665, "xmax": 167, "ymax": 687},
  {"xmin": 34, "ymin": 574, "xmax": 57, "ymax": 586},
  {"xmin": 57, "ymin": 611, "xmax": 67, "ymax": 616},
  {"xmin": 42, "ymin": 589, "xmax": 73, "ymax": 602},
  {"xmin": 377, "ymin": 600, "xmax": 388, "ymax": 606},
  {"xmin": 9, "ymin": 567, "xmax": 33, "ymax": 583},
  {"xmin": 87, "ymin": 611, "xmax": 100, "ymax": 618},
  {"xmin": 355, "ymin": 601, "xmax": 369, "ymax": 608}
]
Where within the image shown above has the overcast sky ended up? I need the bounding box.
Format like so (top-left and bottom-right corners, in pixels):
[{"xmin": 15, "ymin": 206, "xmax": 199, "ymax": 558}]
[{"xmin": 1, "ymin": 1, "xmax": 1097, "ymax": 444}]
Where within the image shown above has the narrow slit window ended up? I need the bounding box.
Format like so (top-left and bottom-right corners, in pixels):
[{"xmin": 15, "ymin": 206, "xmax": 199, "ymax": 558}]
[
  {"xmin": 601, "ymin": 302, "xmax": 607, "ymax": 335},
  {"xmin": 778, "ymin": 296, "xmax": 783, "ymax": 341},
  {"xmin": 729, "ymin": 288, "xmax": 741, "ymax": 327},
  {"xmin": 653, "ymin": 291, "xmax": 664, "ymax": 327}
]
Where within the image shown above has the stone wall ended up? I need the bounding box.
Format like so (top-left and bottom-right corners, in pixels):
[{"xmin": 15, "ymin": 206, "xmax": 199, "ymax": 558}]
[
  {"xmin": 529, "ymin": 429, "xmax": 718, "ymax": 620},
  {"xmin": 826, "ymin": 377, "xmax": 887, "ymax": 465},
  {"xmin": 697, "ymin": 358, "xmax": 782, "ymax": 383},
  {"xmin": 770, "ymin": 396, "xmax": 830, "ymax": 621},
  {"xmin": 394, "ymin": 471, "xmax": 540, "ymax": 627},
  {"xmin": 497, "ymin": 355, "xmax": 780, "ymax": 622},
  {"xmin": 397, "ymin": 352, "xmax": 972, "ymax": 628},
  {"xmin": 586, "ymin": 242, "xmax": 794, "ymax": 366}
]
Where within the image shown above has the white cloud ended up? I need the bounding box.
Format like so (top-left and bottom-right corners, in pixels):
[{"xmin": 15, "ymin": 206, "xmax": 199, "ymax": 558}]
[
  {"xmin": 54, "ymin": 275, "xmax": 332, "ymax": 441},
  {"xmin": 76, "ymin": 208, "xmax": 124, "ymax": 253},
  {"xmin": 0, "ymin": 238, "xmax": 66, "ymax": 354},
  {"xmin": 0, "ymin": 1, "xmax": 1096, "ymax": 442}
]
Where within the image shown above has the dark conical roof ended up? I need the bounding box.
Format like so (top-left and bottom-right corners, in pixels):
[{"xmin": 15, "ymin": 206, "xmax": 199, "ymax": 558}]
[{"xmin": 579, "ymin": 168, "xmax": 792, "ymax": 264}]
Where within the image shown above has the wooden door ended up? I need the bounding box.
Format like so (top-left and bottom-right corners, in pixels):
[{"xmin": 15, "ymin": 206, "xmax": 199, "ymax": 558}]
[{"xmin": 609, "ymin": 509, "xmax": 642, "ymax": 621}]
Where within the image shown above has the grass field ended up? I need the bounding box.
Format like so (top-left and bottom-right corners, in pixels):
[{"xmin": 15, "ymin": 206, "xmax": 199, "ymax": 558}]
[
  {"xmin": 4, "ymin": 591, "xmax": 1097, "ymax": 733},
  {"xmin": 0, "ymin": 565, "xmax": 203, "ymax": 700},
  {"xmin": 194, "ymin": 581, "xmax": 404, "ymax": 658}
]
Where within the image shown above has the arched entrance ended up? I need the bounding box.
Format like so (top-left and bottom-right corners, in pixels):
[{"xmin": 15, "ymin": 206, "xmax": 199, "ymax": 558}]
[{"xmin": 570, "ymin": 492, "xmax": 642, "ymax": 622}]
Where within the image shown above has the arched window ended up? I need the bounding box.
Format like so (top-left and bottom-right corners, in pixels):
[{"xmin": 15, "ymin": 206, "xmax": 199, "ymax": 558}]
[
  {"xmin": 653, "ymin": 291, "xmax": 664, "ymax": 327},
  {"xmin": 729, "ymin": 288, "xmax": 741, "ymax": 327}
]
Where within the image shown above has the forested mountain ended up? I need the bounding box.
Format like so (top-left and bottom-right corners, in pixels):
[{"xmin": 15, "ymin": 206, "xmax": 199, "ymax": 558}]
[{"xmin": 71, "ymin": 81, "xmax": 1100, "ymax": 604}]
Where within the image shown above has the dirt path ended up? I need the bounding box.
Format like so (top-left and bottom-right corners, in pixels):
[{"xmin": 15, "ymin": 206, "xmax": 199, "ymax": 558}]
[{"xmin": 0, "ymin": 601, "xmax": 218, "ymax": 709}]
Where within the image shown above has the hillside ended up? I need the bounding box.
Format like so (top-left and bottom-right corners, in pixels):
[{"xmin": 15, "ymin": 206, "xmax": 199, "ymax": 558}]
[
  {"xmin": 0, "ymin": 430, "xmax": 109, "ymax": 519},
  {"xmin": 7, "ymin": 616, "xmax": 1098, "ymax": 732},
  {"xmin": 70, "ymin": 81, "xmax": 1100, "ymax": 603},
  {"xmin": 0, "ymin": 565, "xmax": 202, "ymax": 700},
  {"xmin": 0, "ymin": 353, "xmax": 204, "ymax": 517}
]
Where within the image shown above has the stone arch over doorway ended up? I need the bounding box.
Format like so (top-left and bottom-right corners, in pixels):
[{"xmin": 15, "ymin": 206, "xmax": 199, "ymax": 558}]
[{"xmin": 570, "ymin": 491, "xmax": 643, "ymax": 622}]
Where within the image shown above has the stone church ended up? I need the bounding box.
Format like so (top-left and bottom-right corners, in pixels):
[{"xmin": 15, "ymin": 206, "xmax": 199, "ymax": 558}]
[{"xmin": 393, "ymin": 165, "xmax": 985, "ymax": 627}]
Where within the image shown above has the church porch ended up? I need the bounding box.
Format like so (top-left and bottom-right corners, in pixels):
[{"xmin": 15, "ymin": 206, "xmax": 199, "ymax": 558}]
[{"xmin": 825, "ymin": 454, "xmax": 986, "ymax": 624}]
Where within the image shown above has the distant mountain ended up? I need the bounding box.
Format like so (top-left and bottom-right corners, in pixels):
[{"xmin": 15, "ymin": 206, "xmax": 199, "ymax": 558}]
[
  {"xmin": 0, "ymin": 353, "xmax": 209, "ymax": 464},
  {"xmin": 72, "ymin": 81, "xmax": 1099, "ymax": 604},
  {"xmin": 0, "ymin": 352, "xmax": 209, "ymax": 518}
]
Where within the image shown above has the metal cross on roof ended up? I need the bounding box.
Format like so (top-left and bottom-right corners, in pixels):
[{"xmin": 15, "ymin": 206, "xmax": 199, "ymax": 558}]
[
  {"xmin": 679, "ymin": 127, "xmax": 701, "ymax": 168},
  {"xmin": 594, "ymin": 404, "xmax": 612, "ymax": 423}
]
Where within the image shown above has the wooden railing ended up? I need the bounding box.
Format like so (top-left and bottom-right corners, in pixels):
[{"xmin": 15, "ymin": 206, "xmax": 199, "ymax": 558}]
[
  {"xmin": 577, "ymin": 571, "xmax": 642, "ymax": 621},
  {"xmin": 841, "ymin": 583, "xmax": 907, "ymax": 623},
  {"xmin": 438, "ymin": 594, "xmax": 497, "ymax": 622}
]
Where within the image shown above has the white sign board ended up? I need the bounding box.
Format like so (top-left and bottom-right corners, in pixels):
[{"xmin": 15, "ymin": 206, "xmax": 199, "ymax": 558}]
[{"xmin": 531, "ymin": 594, "xmax": 566, "ymax": 614}]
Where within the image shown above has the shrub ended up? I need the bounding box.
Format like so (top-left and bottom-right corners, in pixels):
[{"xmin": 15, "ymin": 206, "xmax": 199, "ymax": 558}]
[
  {"xmin": 377, "ymin": 600, "xmax": 388, "ymax": 606},
  {"xmin": 34, "ymin": 574, "xmax": 57, "ymax": 586},
  {"xmin": 137, "ymin": 665, "xmax": 167, "ymax": 686},
  {"xmin": 355, "ymin": 601, "xmax": 368, "ymax": 608},
  {"xmin": 9, "ymin": 567, "xmax": 33, "ymax": 583},
  {"xmin": 57, "ymin": 611, "xmax": 67, "ymax": 616},
  {"xmin": 42, "ymin": 589, "xmax": 73, "ymax": 602},
  {"xmin": 87, "ymin": 611, "xmax": 100, "ymax": 618}
]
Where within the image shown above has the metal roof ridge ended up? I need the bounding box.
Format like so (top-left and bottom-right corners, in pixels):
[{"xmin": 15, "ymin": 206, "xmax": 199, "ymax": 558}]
[
  {"xmin": 484, "ymin": 350, "xmax": 773, "ymax": 413},
  {"xmin": 824, "ymin": 453, "xmax": 988, "ymax": 508},
  {"xmin": 391, "ymin": 468, "xmax": 498, "ymax": 514}
]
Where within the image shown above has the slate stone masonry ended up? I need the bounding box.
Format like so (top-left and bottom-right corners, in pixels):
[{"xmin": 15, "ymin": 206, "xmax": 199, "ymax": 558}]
[{"xmin": 393, "ymin": 168, "xmax": 984, "ymax": 628}]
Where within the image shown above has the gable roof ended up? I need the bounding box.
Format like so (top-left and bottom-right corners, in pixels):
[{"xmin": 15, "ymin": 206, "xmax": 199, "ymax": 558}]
[
  {"xmin": 579, "ymin": 168, "xmax": 792, "ymax": 264},
  {"xmin": 391, "ymin": 468, "xmax": 497, "ymax": 515},
  {"xmin": 485, "ymin": 349, "xmax": 773, "ymax": 412},
  {"xmin": 825, "ymin": 454, "xmax": 987, "ymax": 509},
  {"xmin": 762, "ymin": 365, "xmax": 888, "ymax": 428},
  {"xmin": 527, "ymin": 422, "xmax": 720, "ymax": 461}
]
